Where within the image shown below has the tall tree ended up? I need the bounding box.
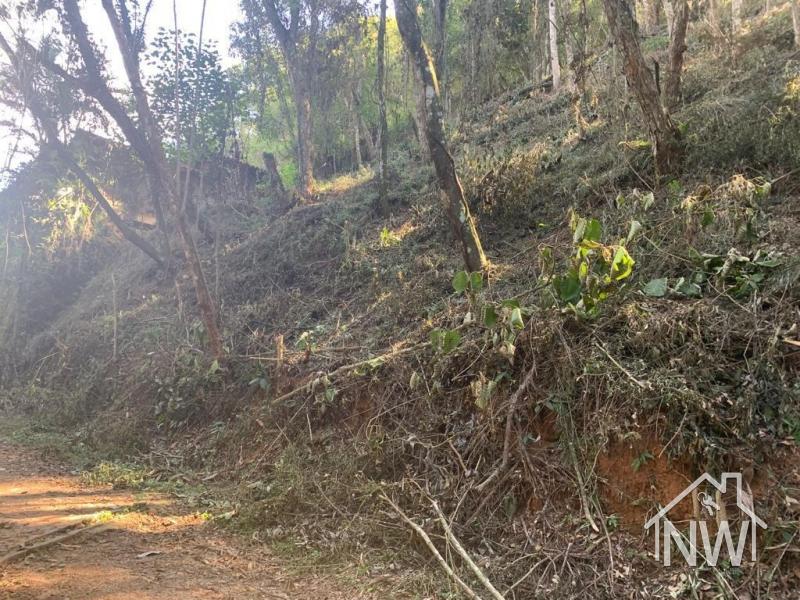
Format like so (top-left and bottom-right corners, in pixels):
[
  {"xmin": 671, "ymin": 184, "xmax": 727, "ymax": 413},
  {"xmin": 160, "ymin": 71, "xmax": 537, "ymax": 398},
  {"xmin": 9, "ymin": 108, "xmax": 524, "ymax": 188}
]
[
  {"xmin": 99, "ymin": 0, "xmax": 224, "ymax": 359},
  {"xmin": 601, "ymin": 0, "xmax": 683, "ymax": 176},
  {"xmin": 0, "ymin": 32, "xmax": 164, "ymax": 269},
  {"xmin": 665, "ymin": 0, "xmax": 689, "ymax": 109},
  {"xmin": 258, "ymin": 0, "xmax": 319, "ymax": 197},
  {"xmin": 548, "ymin": 0, "xmax": 562, "ymax": 90},
  {"xmin": 377, "ymin": 0, "xmax": 390, "ymax": 215},
  {"xmin": 396, "ymin": 0, "xmax": 488, "ymax": 273}
]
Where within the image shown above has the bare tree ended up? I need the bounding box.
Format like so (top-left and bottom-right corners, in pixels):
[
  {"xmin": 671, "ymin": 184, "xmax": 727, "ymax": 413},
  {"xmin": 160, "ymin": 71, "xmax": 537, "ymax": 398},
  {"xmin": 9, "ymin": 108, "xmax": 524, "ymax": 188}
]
[
  {"xmin": 665, "ymin": 0, "xmax": 689, "ymax": 109},
  {"xmin": 377, "ymin": 0, "xmax": 390, "ymax": 215},
  {"xmin": 601, "ymin": 0, "xmax": 683, "ymax": 176},
  {"xmin": 395, "ymin": 0, "xmax": 488, "ymax": 273}
]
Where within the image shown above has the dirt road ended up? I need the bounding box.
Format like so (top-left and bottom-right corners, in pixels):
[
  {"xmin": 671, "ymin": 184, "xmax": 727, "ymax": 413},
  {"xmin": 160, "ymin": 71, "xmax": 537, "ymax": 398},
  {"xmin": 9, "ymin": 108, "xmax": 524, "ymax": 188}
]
[{"xmin": 0, "ymin": 441, "xmax": 374, "ymax": 599}]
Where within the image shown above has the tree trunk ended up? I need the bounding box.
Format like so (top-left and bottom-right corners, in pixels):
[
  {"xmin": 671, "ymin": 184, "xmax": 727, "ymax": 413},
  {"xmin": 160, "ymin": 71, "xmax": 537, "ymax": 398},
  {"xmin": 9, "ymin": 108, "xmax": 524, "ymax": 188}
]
[
  {"xmin": 664, "ymin": 0, "xmax": 675, "ymax": 38},
  {"xmin": 292, "ymin": 71, "xmax": 315, "ymax": 197},
  {"xmin": 0, "ymin": 31, "xmax": 164, "ymax": 269},
  {"xmin": 396, "ymin": 0, "xmax": 488, "ymax": 273},
  {"xmin": 411, "ymin": 62, "xmax": 431, "ymax": 161},
  {"xmin": 665, "ymin": 0, "xmax": 689, "ymax": 109},
  {"xmin": 707, "ymin": 0, "xmax": 720, "ymax": 34},
  {"xmin": 433, "ymin": 0, "xmax": 448, "ymax": 104},
  {"xmin": 601, "ymin": 0, "xmax": 683, "ymax": 177},
  {"xmin": 572, "ymin": 0, "xmax": 590, "ymax": 137},
  {"xmin": 351, "ymin": 94, "xmax": 363, "ymax": 170},
  {"xmin": 732, "ymin": 0, "xmax": 742, "ymax": 31},
  {"xmin": 548, "ymin": 0, "xmax": 562, "ymax": 91},
  {"xmin": 792, "ymin": 0, "xmax": 800, "ymax": 47},
  {"xmin": 377, "ymin": 0, "xmax": 390, "ymax": 215},
  {"xmin": 99, "ymin": 0, "xmax": 224, "ymax": 359}
]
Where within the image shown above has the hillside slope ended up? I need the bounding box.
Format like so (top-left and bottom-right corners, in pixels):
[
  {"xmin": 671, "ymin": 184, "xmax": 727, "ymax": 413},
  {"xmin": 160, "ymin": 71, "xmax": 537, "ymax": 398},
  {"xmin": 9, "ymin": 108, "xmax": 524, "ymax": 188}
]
[{"xmin": 2, "ymin": 8, "xmax": 800, "ymax": 599}]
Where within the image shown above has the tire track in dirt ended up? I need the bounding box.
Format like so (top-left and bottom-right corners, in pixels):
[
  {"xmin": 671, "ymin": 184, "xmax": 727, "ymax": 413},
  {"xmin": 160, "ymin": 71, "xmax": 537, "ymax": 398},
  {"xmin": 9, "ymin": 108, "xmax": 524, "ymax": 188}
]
[{"xmin": 0, "ymin": 441, "xmax": 374, "ymax": 599}]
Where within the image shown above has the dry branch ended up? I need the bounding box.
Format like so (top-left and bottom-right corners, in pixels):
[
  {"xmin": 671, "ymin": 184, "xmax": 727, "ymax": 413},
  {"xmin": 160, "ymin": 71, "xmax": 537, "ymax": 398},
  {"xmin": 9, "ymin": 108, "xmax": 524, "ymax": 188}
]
[
  {"xmin": 475, "ymin": 360, "xmax": 538, "ymax": 492},
  {"xmin": 430, "ymin": 500, "xmax": 506, "ymax": 600},
  {"xmin": 0, "ymin": 523, "xmax": 112, "ymax": 566},
  {"xmin": 381, "ymin": 494, "xmax": 484, "ymax": 600}
]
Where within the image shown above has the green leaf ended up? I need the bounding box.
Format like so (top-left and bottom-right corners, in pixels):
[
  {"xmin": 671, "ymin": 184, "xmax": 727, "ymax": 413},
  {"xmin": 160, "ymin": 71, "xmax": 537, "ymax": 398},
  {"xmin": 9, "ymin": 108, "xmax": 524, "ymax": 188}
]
[
  {"xmin": 324, "ymin": 387, "xmax": 336, "ymax": 403},
  {"xmin": 470, "ymin": 271, "xmax": 484, "ymax": 292},
  {"xmin": 443, "ymin": 329, "xmax": 461, "ymax": 353},
  {"xmin": 509, "ymin": 307, "xmax": 525, "ymax": 330},
  {"xmin": 553, "ymin": 273, "xmax": 581, "ymax": 304},
  {"xmin": 643, "ymin": 278, "xmax": 668, "ymax": 297},
  {"xmin": 572, "ymin": 217, "xmax": 587, "ymax": 244},
  {"xmin": 626, "ymin": 220, "xmax": 642, "ymax": 243},
  {"xmin": 674, "ymin": 277, "xmax": 702, "ymax": 297},
  {"xmin": 701, "ymin": 208, "xmax": 715, "ymax": 228},
  {"xmin": 483, "ymin": 304, "xmax": 498, "ymax": 327},
  {"xmin": 452, "ymin": 271, "xmax": 469, "ymax": 293},
  {"xmin": 430, "ymin": 329, "xmax": 445, "ymax": 349},
  {"xmin": 584, "ymin": 218, "xmax": 602, "ymax": 242},
  {"xmin": 610, "ymin": 246, "xmax": 635, "ymax": 281}
]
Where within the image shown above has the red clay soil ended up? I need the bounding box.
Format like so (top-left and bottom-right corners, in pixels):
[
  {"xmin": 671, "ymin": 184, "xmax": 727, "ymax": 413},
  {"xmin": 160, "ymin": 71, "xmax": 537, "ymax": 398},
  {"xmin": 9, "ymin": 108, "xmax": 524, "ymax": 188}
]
[{"xmin": 0, "ymin": 442, "xmax": 376, "ymax": 599}]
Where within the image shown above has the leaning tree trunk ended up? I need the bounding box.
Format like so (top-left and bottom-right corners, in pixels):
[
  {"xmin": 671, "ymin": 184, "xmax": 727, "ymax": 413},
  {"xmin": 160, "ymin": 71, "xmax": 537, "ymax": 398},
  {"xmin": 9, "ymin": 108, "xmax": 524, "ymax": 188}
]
[
  {"xmin": 665, "ymin": 0, "xmax": 689, "ymax": 109},
  {"xmin": 0, "ymin": 31, "xmax": 164, "ymax": 268},
  {"xmin": 601, "ymin": 0, "xmax": 683, "ymax": 177},
  {"xmin": 377, "ymin": 0, "xmax": 390, "ymax": 215},
  {"xmin": 792, "ymin": 0, "xmax": 800, "ymax": 47},
  {"xmin": 548, "ymin": 0, "xmax": 562, "ymax": 91},
  {"xmin": 396, "ymin": 0, "xmax": 488, "ymax": 273},
  {"xmin": 100, "ymin": 0, "xmax": 224, "ymax": 359}
]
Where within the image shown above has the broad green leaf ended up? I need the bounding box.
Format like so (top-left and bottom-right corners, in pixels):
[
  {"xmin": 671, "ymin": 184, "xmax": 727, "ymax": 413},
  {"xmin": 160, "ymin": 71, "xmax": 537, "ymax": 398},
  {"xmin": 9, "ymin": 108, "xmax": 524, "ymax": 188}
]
[
  {"xmin": 452, "ymin": 271, "xmax": 469, "ymax": 293},
  {"xmin": 584, "ymin": 218, "xmax": 602, "ymax": 242},
  {"xmin": 553, "ymin": 273, "xmax": 581, "ymax": 304},
  {"xmin": 674, "ymin": 278, "xmax": 702, "ymax": 297},
  {"xmin": 483, "ymin": 304, "xmax": 498, "ymax": 327},
  {"xmin": 443, "ymin": 329, "xmax": 461, "ymax": 353},
  {"xmin": 643, "ymin": 278, "xmax": 668, "ymax": 297},
  {"xmin": 470, "ymin": 271, "xmax": 484, "ymax": 292},
  {"xmin": 430, "ymin": 329, "xmax": 445, "ymax": 349}
]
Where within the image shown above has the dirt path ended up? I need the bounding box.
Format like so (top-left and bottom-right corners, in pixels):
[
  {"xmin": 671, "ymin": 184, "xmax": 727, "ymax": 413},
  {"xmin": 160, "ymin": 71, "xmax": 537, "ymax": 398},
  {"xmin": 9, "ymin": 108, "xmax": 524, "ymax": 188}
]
[{"xmin": 0, "ymin": 441, "xmax": 374, "ymax": 599}]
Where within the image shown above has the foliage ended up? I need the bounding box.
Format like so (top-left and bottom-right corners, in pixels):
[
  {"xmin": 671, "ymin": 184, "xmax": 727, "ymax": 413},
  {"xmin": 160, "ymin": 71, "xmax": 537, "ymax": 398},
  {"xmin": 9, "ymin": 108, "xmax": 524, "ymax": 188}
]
[
  {"xmin": 147, "ymin": 29, "xmax": 241, "ymax": 160},
  {"xmin": 546, "ymin": 212, "xmax": 637, "ymax": 318}
]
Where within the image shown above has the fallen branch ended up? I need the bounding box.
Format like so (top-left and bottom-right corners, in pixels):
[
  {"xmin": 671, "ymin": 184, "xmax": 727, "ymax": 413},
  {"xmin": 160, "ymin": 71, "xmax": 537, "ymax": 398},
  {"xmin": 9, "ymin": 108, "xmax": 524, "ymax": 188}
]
[
  {"xmin": 270, "ymin": 338, "xmax": 433, "ymax": 406},
  {"xmin": 0, "ymin": 522, "xmax": 112, "ymax": 566},
  {"xmin": 475, "ymin": 360, "xmax": 538, "ymax": 492},
  {"xmin": 430, "ymin": 499, "xmax": 506, "ymax": 600},
  {"xmin": 593, "ymin": 340, "xmax": 650, "ymax": 390},
  {"xmin": 380, "ymin": 494, "xmax": 484, "ymax": 600}
]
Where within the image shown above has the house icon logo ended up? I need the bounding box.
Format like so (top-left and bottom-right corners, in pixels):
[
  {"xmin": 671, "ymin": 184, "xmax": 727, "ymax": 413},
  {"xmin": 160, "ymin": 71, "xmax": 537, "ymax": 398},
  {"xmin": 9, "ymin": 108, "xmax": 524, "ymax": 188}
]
[{"xmin": 644, "ymin": 472, "xmax": 767, "ymax": 567}]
